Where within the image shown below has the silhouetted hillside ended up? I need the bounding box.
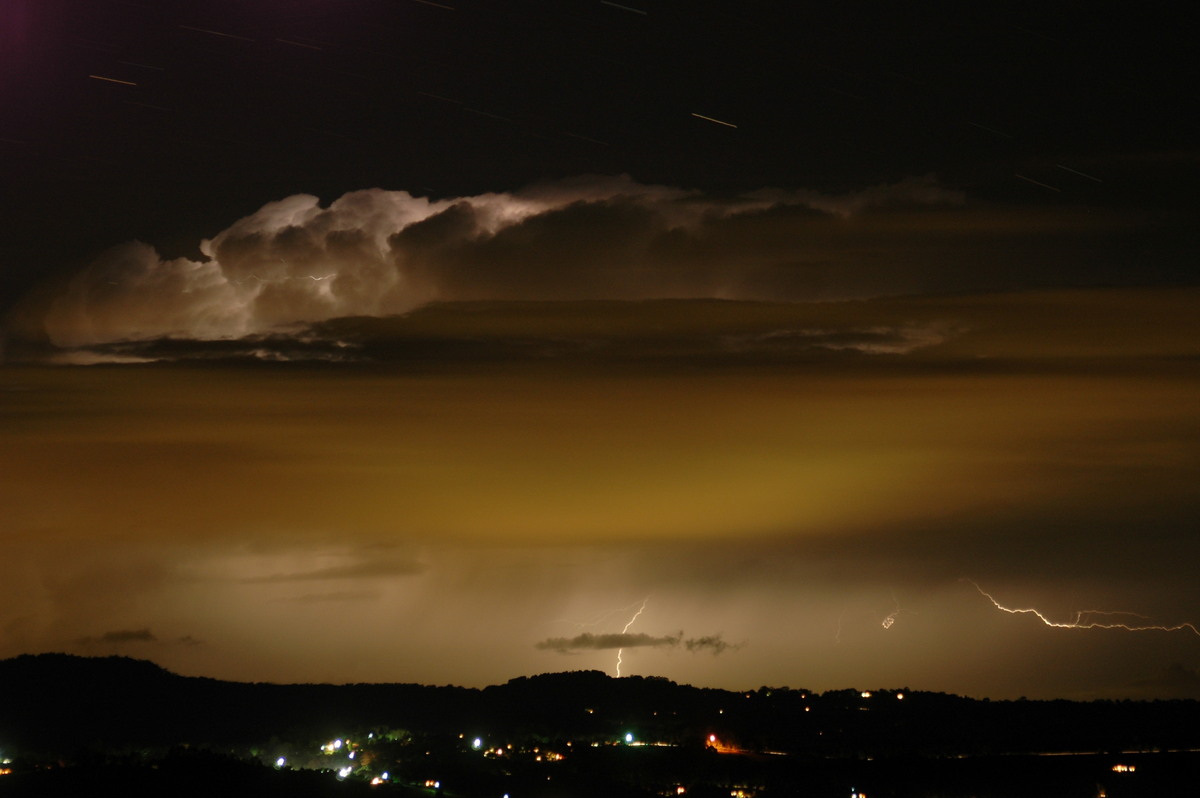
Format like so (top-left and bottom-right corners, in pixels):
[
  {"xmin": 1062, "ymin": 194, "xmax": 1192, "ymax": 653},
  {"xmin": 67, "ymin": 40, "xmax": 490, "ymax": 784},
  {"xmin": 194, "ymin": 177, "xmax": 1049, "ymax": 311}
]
[
  {"xmin": 0, "ymin": 654, "xmax": 476, "ymax": 754},
  {"xmin": 2, "ymin": 654, "xmax": 1199, "ymax": 760}
]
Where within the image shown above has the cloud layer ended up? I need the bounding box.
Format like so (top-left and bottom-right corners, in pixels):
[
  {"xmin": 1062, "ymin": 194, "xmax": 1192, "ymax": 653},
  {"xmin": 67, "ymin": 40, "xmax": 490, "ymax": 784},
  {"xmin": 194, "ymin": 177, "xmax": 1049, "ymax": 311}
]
[
  {"xmin": 535, "ymin": 631, "xmax": 739, "ymax": 656},
  {"xmin": 2, "ymin": 175, "xmax": 1198, "ymax": 699},
  {"xmin": 10, "ymin": 175, "xmax": 976, "ymax": 349},
  {"xmin": 75, "ymin": 628, "xmax": 201, "ymax": 647}
]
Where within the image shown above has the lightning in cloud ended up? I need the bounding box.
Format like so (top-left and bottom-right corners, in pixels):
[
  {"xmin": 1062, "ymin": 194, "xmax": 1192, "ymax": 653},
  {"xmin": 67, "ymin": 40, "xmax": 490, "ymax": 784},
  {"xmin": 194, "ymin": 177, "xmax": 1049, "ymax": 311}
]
[
  {"xmin": 835, "ymin": 591, "xmax": 908, "ymax": 642},
  {"xmin": 615, "ymin": 597, "xmax": 649, "ymax": 677},
  {"xmin": 881, "ymin": 590, "xmax": 917, "ymax": 630},
  {"xmin": 966, "ymin": 580, "xmax": 1200, "ymax": 636},
  {"xmin": 881, "ymin": 592, "xmax": 901, "ymax": 630}
]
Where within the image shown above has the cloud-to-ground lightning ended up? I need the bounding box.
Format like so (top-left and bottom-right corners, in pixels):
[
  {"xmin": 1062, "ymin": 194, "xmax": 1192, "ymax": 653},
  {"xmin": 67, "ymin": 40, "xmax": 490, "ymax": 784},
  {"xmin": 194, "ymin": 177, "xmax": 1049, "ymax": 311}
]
[
  {"xmin": 615, "ymin": 598, "xmax": 648, "ymax": 677},
  {"xmin": 966, "ymin": 580, "xmax": 1200, "ymax": 636}
]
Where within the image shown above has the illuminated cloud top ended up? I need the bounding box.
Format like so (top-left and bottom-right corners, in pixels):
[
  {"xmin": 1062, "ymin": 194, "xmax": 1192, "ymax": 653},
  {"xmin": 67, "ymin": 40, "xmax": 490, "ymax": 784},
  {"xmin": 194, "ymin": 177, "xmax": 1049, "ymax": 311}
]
[{"xmin": 13, "ymin": 176, "xmax": 970, "ymax": 350}]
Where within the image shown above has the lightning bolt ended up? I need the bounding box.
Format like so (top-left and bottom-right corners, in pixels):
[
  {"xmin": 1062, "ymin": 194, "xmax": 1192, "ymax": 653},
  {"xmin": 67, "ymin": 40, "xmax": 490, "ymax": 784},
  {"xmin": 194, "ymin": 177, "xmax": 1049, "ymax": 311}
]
[
  {"xmin": 615, "ymin": 597, "xmax": 648, "ymax": 677},
  {"xmin": 966, "ymin": 580, "xmax": 1200, "ymax": 636}
]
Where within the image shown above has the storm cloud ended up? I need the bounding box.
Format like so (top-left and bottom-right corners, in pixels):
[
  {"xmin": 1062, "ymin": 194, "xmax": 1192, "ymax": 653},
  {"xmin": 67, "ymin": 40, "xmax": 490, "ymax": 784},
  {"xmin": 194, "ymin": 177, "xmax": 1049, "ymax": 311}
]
[{"xmin": 6, "ymin": 174, "xmax": 988, "ymax": 350}]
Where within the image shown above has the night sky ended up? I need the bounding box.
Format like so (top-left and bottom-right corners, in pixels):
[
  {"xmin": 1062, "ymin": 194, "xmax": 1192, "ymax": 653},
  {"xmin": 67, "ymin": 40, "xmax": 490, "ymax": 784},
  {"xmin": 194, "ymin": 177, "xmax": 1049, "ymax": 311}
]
[{"xmin": 2, "ymin": 0, "xmax": 1199, "ymax": 699}]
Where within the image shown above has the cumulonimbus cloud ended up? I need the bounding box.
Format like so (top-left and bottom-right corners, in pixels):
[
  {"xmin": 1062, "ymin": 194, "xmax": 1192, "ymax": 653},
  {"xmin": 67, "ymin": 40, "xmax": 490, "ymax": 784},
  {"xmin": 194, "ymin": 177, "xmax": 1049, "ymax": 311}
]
[
  {"xmin": 535, "ymin": 630, "xmax": 740, "ymax": 655},
  {"xmin": 11, "ymin": 175, "xmax": 965, "ymax": 349}
]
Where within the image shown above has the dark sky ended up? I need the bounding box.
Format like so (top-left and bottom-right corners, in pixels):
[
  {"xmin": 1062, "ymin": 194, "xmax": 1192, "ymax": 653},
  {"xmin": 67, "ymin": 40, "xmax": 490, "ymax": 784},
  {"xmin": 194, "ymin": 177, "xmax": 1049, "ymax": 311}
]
[
  {"xmin": 1, "ymin": 0, "xmax": 1199, "ymax": 699},
  {"xmin": 4, "ymin": 0, "xmax": 1196, "ymax": 294}
]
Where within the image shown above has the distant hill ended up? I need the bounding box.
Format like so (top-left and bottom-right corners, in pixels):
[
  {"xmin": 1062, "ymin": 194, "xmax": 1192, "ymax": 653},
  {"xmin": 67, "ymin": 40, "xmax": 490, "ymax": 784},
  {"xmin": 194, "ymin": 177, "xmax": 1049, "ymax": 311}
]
[
  {"xmin": 0, "ymin": 653, "xmax": 475, "ymax": 753},
  {"xmin": 2, "ymin": 653, "xmax": 1199, "ymax": 759}
]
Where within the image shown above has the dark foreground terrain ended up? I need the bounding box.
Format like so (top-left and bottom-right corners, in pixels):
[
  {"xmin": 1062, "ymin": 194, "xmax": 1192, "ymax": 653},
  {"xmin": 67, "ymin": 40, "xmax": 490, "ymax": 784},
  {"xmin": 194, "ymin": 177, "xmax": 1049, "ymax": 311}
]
[{"xmin": 1, "ymin": 654, "xmax": 1197, "ymax": 796}]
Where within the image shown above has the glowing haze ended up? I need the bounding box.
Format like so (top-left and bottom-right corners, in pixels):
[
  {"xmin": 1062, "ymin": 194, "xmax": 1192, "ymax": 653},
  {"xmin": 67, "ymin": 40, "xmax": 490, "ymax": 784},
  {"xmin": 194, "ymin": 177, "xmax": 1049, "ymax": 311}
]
[
  {"xmin": 3, "ymin": 175, "xmax": 1199, "ymax": 700},
  {"xmin": 3, "ymin": 0, "xmax": 1198, "ymax": 706}
]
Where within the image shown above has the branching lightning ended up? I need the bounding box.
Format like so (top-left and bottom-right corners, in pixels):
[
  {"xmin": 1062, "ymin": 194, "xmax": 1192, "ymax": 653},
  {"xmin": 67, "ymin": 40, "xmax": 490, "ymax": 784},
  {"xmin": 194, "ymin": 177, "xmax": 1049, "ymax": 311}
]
[
  {"xmin": 615, "ymin": 598, "xmax": 649, "ymax": 677},
  {"xmin": 965, "ymin": 580, "xmax": 1200, "ymax": 636}
]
